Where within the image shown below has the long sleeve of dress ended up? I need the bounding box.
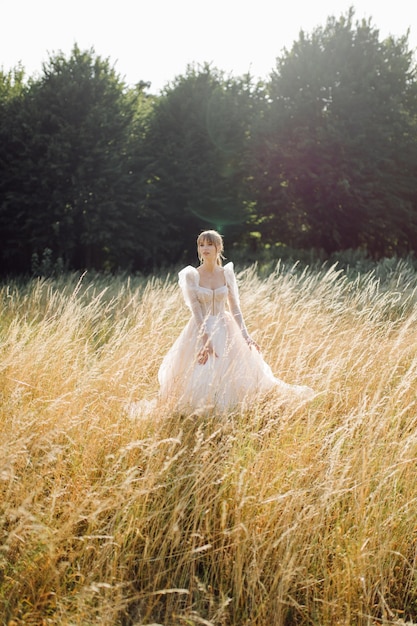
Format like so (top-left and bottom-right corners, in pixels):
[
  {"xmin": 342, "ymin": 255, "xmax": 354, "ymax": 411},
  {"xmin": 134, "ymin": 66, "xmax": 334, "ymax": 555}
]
[
  {"xmin": 224, "ymin": 262, "xmax": 250, "ymax": 341},
  {"xmin": 178, "ymin": 266, "xmax": 207, "ymax": 334}
]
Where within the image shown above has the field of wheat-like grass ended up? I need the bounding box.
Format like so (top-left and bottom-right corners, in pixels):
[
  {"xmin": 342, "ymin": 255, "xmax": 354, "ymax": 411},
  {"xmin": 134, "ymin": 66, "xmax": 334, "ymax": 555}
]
[{"xmin": 1, "ymin": 259, "xmax": 417, "ymax": 626}]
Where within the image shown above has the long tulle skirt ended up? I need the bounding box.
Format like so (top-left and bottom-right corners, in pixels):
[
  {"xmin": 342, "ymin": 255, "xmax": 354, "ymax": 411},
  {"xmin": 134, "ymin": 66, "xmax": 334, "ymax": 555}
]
[{"xmin": 158, "ymin": 313, "xmax": 314, "ymax": 411}]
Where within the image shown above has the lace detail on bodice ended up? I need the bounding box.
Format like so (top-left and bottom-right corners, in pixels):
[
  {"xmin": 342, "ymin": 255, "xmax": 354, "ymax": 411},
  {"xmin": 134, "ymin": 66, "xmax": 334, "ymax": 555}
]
[
  {"xmin": 178, "ymin": 262, "xmax": 250, "ymax": 340},
  {"xmin": 196, "ymin": 285, "xmax": 228, "ymax": 317}
]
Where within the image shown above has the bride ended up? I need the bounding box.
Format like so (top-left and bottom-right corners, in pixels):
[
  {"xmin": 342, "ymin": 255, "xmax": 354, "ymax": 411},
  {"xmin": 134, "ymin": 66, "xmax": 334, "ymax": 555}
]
[{"xmin": 158, "ymin": 230, "xmax": 314, "ymax": 411}]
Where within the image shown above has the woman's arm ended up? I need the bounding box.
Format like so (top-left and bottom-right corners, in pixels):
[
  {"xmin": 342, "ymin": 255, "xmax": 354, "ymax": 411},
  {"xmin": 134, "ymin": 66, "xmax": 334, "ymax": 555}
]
[
  {"xmin": 179, "ymin": 267, "xmax": 206, "ymax": 330},
  {"xmin": 225, "ymin": 263, "xmax": 260, "ymax": 350},
  {"xmin": 178, "ymin": 267, "xmax": 217, "ymax": 363}
]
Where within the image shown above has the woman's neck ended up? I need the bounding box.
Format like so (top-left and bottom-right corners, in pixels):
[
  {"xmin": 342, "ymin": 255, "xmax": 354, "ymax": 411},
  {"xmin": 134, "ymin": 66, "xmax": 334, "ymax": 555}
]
[{"xmin": 201, "ymin": 259, "xmax": 218, "ymax": 272}]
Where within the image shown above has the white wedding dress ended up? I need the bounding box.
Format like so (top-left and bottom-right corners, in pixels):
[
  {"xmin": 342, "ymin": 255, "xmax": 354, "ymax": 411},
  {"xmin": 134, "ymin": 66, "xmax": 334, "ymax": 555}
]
[{"xmin": 158, "ymin": 262, "xmax": 314, "ymax": 411}]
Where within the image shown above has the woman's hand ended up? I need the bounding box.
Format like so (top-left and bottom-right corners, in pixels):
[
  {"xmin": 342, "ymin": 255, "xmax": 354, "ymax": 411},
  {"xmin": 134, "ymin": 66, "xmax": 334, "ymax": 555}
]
[
  {"xmin": 246, "ymin": 336, "xmax": 260, "ymax": 352},
  {"xmin": 197, "ymin": 342, "xmax": 218, "ymax": 365}
]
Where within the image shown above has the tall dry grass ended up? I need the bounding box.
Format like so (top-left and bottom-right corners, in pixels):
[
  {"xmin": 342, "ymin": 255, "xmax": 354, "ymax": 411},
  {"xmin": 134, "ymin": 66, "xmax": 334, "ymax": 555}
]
[{"xmin": 1, "ymin": 260, "xmax": 417, "ymax": 626}]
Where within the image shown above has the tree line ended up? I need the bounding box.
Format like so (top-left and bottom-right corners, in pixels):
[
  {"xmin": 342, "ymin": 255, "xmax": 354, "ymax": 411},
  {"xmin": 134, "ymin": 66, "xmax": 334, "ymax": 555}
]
[{"xmin": 1, "ymin": 9, "xmax": 417, "ymax": 275}]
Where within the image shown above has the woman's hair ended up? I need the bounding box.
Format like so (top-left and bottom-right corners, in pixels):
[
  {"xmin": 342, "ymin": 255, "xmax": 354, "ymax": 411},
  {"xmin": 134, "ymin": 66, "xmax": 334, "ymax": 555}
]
[{"xmin": 197, "ymin": 230, "xmax": 225, "ymax": 266}]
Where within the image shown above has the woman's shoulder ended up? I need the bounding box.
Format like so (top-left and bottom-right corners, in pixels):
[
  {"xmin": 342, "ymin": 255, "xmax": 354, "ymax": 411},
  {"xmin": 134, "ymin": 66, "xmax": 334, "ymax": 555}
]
[
  {"xmin": 178, "ymin": 265, "xmax": 199, "ymax": 284},
  {"xmin": 223, "ymin": 261, "xmax": 235, "ymax": 281}
]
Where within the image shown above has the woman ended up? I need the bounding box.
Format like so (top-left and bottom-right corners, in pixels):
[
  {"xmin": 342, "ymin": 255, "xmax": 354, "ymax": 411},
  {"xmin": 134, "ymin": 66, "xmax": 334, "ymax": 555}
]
[{"xmin": 158, "ymin": 230, "xmax": 314, "ymax": 411}]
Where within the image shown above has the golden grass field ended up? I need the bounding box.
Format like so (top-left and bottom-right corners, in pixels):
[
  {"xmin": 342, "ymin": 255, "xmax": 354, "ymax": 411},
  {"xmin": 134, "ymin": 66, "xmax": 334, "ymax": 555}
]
[{"xmin": 1, "ymin": 258, "xmax": 417, "ymax": 625}]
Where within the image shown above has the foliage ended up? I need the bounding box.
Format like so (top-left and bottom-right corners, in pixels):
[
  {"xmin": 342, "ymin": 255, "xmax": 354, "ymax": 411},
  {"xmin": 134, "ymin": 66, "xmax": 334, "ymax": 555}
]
[
  {"xmin": 256, "ymin": 9, "xmax": 417, "ymax": 255},
  {"xmin": 141, "ymin": 64, "xmax": 258, "ymax": 264},
  {"xmin": 1, "ymin": 10, "xmax": 417, "ymax": 273},
  {"xmin": 0, "ymin": 46, "xmax": 151, "ymax": 273},
  {"xmin": 0, "ymin": 66, "xmax": 29, "ymax": 272}
]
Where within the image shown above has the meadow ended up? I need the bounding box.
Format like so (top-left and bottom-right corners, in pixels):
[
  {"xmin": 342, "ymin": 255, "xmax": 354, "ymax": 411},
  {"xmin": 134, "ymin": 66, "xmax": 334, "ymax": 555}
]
[{"xmin": 1, "ymin": 257, "xmax": 417, "ymax": 625}]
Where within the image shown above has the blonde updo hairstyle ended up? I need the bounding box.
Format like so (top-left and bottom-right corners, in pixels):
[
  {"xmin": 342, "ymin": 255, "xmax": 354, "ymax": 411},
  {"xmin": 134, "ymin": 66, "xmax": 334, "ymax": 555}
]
[{"xmin": 197, "ymin": 230, "xmax": 225, "ymax": 266}]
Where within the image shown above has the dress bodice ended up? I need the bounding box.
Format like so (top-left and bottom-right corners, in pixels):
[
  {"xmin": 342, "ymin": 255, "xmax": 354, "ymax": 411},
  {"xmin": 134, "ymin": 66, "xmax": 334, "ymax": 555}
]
[
  {"xmin": 178, "ymin": 262, "xmax": 250, "ymax": 340},
  {"xmin": 196, "ymin": 285, "xmax": 228, "ymax": 317}
]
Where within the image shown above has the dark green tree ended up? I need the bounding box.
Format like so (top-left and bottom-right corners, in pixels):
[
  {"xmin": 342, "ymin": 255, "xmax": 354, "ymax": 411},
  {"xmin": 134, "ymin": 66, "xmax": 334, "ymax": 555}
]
[
  {"xmin": 0, "ymin": 66, "xmax": 30, "ymax": 272},
  {"xmin": 257, "ymin": 9, "xmax": 417, "ymax": 255},
  {"xmin": 141, "ymin": 64, "xmax": 257, "ymax": 263},
  {"xmin": 0, "ymin": 46, "xmax": 152, "ymax": 273}
]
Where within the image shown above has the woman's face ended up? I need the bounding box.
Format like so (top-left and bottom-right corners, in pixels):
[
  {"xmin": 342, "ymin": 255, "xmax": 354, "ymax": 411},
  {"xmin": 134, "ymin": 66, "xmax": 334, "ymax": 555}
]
[{"xmin": 198, "ymin": 238, "xmax": 218, "ymax": 262}]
